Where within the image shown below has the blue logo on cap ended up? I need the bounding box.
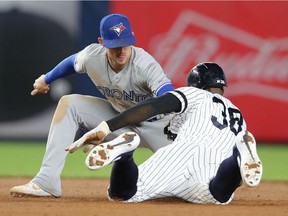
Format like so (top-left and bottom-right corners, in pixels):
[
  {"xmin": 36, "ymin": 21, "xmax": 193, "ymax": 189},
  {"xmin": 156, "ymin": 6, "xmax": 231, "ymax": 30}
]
[{"xmin": 110, "ymin": 23, "xmax": 126, "ymax": 36}]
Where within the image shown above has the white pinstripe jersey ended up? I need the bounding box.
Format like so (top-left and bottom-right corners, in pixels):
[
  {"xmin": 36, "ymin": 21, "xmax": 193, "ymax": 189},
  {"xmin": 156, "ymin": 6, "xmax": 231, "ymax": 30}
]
[
  {"xmin": 74, "ymin": 44, "xmax": 172, "ymax": 113},
  {"xmin": 127, "ymin": 87, "xmax": 247, "ymax": 204}
]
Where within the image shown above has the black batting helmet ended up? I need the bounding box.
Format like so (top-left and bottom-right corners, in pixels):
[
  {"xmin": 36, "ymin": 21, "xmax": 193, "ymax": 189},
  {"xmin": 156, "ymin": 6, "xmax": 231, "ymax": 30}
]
[{"xmin": 187, "ymin": 62, "xmax": 227, "ymax": 89}]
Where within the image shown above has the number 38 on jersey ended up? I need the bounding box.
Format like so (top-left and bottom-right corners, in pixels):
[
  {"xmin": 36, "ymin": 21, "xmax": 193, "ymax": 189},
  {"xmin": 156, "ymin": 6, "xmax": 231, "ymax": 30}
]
[{"xmin": 211, "ymin": 96, "xmax": 243, "ymax": 136}]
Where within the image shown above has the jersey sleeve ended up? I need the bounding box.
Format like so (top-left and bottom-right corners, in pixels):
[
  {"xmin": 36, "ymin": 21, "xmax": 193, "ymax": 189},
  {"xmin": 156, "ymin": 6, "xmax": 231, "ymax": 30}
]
[
  {"xmin": 133, "ymin": 48, "xmax": 174, "ymax": 96},
  {"xmin": 74, "ymin": 49, "xmax": 87, "ymax": 73},
  {"xmin": 74, "ymin": 44, "xmax": 100, "ymax": 74},
  {"xmin": 146, "ymin": 63, "xmax": 174, "ymax": 96},
  {"xmin": 168, "ymin": 86, "xmax": 203, "ymax": 114},
  {"xmin": 168, "ymin": 87, "xmax": 189, "ymax": 114}
]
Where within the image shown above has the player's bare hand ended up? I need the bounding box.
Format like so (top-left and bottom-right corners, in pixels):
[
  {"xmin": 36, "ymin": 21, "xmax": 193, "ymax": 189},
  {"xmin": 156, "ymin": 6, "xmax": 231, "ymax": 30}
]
[
  {"xmin": 65, "ymin": 121, "xmax": 111, "ymax": 153},
  {"xmin": 31, "ymin": 74, "xmax": 50, "ymax": 96}
]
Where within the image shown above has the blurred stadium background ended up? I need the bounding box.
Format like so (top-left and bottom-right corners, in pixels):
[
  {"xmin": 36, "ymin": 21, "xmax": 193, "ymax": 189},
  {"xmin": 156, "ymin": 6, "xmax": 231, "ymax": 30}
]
[{"xmin": 0, "ymin": 1, "xmax": 287, "ymax": 145}]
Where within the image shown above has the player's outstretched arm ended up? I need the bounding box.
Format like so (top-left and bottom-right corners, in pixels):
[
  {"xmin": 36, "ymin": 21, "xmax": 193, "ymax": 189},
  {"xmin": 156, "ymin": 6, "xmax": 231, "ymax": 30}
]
[
  {"xmin": 31, "ymin": 54, "xmax": 77, "ymax": 96},
  {"xmin": 107, "ymin": 93, "xmax": 181, "ymax": 131},
  {"xmin": 65, "ymin": 93, "xmax": 181, "ymax": 153}
]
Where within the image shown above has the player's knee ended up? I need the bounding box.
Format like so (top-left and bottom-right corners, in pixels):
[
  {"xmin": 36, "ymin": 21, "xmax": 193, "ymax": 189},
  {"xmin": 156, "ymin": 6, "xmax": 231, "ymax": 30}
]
[
  {"xmin": 58, "ymin": 94, "xmax": 80, "ymax": 108},
  {"xmin": 58, "ymin": 95, "xmax": 69, "ymax": 105},
  {"xmin": 54, "ymin": 95, "xmax": 81, "ymax": 119}
]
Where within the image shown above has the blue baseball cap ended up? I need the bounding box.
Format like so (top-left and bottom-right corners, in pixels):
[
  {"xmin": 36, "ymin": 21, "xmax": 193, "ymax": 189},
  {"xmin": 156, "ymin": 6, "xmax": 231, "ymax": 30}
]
[{"xmin": 100, "ymin": 14, "xmax": 136, "ymax": 48}]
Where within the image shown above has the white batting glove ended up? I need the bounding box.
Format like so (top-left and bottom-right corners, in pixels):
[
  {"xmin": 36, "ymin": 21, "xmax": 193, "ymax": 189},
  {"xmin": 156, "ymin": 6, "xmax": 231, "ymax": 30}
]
[{"xmin": 65, "ymin": 121, "xmax": 111, "ymax": 153}]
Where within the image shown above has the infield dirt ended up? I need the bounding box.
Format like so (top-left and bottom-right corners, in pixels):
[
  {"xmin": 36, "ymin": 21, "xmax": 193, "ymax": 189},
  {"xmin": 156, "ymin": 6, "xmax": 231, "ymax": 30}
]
[{"xmin": 0, "ymin": 178, "xmax": 287, "ymax": 216}]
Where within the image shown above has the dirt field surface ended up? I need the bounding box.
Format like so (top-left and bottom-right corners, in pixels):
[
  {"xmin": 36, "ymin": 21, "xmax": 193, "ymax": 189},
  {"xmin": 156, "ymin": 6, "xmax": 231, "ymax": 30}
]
[{"xmin": 0, "ymin": 178, "xmax": 287, "ymax": 216}]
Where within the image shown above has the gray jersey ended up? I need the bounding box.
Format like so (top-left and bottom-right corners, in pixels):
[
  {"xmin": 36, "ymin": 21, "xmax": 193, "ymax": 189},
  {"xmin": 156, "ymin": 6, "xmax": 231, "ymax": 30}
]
[
  {"xmin": 32, "ymin": 44, "xmax": 173, "ymax": 197},
  {"xmin": 128, "ymin": 87, "xmax": 246, "ymax": 204},
  {"xmin": 74, "ymin": 44, "xmax": 172, "ymax": 112}
]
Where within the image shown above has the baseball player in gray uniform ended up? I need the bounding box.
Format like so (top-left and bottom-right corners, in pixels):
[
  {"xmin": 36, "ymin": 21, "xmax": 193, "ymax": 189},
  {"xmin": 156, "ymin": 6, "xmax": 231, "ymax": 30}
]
[
  {"xmin": 66, "ymin": 62, "xmax": 263, "ymax": 204},
  {"xmin": 10, "ymin": 14, "xmax": 174, "ymax": 197}
]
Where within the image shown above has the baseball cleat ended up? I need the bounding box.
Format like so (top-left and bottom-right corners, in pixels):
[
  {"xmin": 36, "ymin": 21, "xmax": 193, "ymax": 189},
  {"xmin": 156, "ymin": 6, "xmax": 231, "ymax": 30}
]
[
  {"xmin": 85, "ymin": 132, "xmax": 140, "ymax": 170},
  {"xmin": 10, "ymin": 181, "xmax": 53, "ymax": 197},
  {"xmin": 236, "ymin": 130, "xmax": 263, "ymax": 187}
]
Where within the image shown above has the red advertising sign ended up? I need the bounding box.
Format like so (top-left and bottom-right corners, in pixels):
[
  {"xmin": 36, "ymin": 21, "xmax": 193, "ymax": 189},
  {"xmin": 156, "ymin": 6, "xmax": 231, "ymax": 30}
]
[{"xmin": 111, "ymin": 1, "xmax": 288, "ymax": 143}]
